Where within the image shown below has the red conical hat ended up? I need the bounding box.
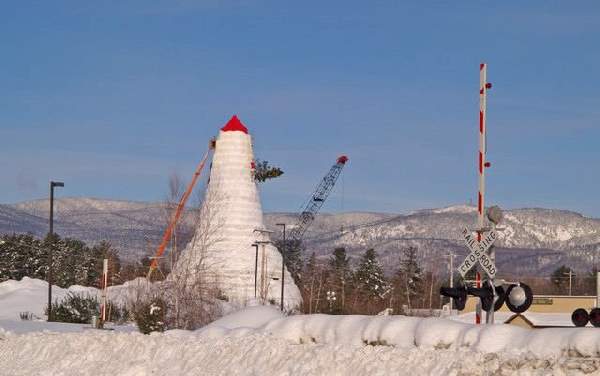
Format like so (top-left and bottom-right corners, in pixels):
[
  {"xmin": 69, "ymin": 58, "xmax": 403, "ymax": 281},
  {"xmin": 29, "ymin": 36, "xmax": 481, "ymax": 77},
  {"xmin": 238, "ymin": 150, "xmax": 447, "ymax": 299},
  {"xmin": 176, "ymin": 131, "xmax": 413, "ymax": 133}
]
[{"xmin": 221, "ymin": 115, "xmax": 248, "ymax": 134}]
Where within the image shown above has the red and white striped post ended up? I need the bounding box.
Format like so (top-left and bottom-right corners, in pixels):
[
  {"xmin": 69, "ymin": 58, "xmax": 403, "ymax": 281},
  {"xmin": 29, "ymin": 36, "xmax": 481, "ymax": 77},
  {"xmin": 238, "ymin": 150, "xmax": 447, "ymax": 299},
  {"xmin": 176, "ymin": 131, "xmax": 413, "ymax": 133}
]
[{"xmin": 475, "ymin": 63, "xmax": 492, "ymax": 324}]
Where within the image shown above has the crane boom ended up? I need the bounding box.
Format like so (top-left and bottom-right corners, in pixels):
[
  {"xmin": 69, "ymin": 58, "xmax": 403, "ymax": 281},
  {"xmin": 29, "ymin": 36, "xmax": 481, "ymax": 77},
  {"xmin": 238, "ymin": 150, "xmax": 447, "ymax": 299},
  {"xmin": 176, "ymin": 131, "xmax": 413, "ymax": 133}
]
[
  {"xmin": 288, "ymin": 155, "xmax": 348, "ymax": 242},
  {"xmin": 147, "ymin": 141, "xmax": 214, "ymax": 278}
]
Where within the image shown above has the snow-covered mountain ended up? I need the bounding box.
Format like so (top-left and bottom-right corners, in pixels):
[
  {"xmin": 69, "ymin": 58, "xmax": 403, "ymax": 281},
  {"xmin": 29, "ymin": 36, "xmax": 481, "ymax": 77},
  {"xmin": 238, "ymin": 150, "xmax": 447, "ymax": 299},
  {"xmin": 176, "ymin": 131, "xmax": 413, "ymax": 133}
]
[{"xmin": 2, "ymin": 198, "xmax": 600, "ymax": 275}]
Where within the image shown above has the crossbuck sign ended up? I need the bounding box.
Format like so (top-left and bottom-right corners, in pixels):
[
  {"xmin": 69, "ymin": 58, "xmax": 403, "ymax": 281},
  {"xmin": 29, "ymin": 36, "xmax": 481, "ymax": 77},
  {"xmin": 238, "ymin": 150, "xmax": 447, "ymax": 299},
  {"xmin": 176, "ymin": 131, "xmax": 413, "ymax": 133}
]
[{"xmin": 458, "ymin": 227, "xmax": 497, "ymax": 279}]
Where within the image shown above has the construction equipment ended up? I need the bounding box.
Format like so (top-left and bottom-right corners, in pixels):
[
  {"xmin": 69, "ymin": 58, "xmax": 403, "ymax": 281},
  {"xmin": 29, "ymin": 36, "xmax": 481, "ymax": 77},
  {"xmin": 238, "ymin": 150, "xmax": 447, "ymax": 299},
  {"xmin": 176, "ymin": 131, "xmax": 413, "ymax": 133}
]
[
  {"xmin": 287, "ymin": 155, "xmax": 348, "ymax": 242},
  {"xmin": 147, "ymin": 140, "xmax": 215, "ymax": 278}
]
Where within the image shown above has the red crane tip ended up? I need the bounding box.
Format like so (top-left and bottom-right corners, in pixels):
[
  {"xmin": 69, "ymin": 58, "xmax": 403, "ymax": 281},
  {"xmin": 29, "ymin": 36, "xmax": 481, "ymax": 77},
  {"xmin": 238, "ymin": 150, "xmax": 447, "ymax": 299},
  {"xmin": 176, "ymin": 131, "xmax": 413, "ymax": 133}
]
[{"xmin": 337, "ymin": 155, "xmax": 349, "ymax": 164}]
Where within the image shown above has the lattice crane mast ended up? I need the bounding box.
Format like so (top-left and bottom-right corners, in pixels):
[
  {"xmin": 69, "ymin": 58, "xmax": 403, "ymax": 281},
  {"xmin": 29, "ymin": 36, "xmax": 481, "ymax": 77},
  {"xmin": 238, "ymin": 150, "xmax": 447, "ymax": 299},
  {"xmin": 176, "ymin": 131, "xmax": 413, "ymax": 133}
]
[{"xmin": 288, "ymin": 155, "xmax": 348, "ymax": 242}]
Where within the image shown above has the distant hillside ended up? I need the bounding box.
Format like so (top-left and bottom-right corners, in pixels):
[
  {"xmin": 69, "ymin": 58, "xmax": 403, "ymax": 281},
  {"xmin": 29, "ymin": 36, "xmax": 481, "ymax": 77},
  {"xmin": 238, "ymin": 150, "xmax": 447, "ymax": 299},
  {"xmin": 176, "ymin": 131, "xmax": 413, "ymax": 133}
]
[{"xmin": 2, "ymin": 198, "xmax": 600, "ymax": 275}]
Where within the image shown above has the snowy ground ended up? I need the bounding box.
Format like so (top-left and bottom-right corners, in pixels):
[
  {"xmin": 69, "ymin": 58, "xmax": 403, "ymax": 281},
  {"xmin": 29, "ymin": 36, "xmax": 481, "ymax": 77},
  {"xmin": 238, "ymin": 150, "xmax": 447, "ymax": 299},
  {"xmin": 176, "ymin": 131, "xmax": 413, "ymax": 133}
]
[
  {"xmin": 2, "ymin": 278, "xmax": 600, "ymax": 375},
  {"xmin": 6, "ymin": 329, "xmax": 600, "ymax": 376}
]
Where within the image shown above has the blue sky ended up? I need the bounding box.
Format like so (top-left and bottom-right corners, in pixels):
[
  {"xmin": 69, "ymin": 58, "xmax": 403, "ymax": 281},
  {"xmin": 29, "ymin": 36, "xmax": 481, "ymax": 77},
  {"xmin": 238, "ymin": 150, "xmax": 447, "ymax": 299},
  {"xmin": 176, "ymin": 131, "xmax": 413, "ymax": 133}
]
[{"xmin": 1, "ymin": 1, "xmax": 600, "ymax": 215}]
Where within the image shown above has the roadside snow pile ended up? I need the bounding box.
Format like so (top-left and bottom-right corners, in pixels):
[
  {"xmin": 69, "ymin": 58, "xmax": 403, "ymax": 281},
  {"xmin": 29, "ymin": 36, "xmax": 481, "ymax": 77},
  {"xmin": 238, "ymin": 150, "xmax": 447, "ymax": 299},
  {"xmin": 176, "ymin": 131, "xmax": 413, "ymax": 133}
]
[
  {"xmin": 0, "ymin": 330, "xmax": 503, "ymax": 375},
  {"xmin": 203, "ymin": 304, "xmax": 283, "ymax": 330},
  {"xmin": 3, "ymin": 280, "xmax": 600, "ymax": 374},
  {"xmin": 2, "ymin": 325, "xmax": 600, "ymax": 375},
  {"xmin": 0, "ymin": 277, "xmax": 152, "ymax": 320},
  {"xmin": 198, "ymin": 311, "xmax": 600, "ymax": 359}
]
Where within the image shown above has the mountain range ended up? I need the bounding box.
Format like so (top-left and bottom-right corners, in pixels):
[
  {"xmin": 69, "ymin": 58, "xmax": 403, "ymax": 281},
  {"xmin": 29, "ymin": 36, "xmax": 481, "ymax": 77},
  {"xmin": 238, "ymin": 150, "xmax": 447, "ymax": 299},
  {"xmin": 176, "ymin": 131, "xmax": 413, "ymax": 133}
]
[{"xmin": 2, "ymin": 197, "xmax": 600, "ymax": 276}]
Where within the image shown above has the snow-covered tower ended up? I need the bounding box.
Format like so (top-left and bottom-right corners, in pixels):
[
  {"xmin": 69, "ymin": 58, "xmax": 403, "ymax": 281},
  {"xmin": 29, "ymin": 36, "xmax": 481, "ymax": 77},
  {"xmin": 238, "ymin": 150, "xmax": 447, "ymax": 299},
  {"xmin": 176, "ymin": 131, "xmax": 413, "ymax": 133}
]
[{"xmin": 178, "ymin": 115, "xmax": 302, "ymax": 309}]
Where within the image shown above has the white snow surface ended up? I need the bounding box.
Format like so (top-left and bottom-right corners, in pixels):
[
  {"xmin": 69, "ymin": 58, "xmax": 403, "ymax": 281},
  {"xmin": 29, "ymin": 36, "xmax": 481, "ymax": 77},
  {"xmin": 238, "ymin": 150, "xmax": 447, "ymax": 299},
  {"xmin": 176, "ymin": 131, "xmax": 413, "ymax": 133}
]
[
  {"xmin": 2, "ymin": 279, "xmax": 600, "ymax": 374},
  {"xmin": 3, "ymin": 308, "xmax": 600, "ymax": 375},
  {"xmin": 0, "ymin": 277, "xmax": 151, "ymax": 321}
]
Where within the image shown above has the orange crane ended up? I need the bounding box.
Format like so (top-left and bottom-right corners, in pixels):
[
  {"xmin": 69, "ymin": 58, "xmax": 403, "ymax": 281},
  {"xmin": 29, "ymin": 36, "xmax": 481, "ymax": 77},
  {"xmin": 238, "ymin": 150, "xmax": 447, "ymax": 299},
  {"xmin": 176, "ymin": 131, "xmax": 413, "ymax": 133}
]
[{"xmin": 147, "ymin": 139, "xmax": 215, "ymax": 278}]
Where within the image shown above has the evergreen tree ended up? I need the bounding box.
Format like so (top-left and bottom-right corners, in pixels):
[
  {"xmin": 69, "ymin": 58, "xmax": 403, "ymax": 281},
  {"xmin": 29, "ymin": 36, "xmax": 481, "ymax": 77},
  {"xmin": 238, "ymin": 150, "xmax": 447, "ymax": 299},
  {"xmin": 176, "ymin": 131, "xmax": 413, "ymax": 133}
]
[
  {"xmin": 0, "ymin": 234, "xmax": 45, "ymax": 281},
  {"xmin": 0, "ymin": 233, "xmax": 119, "ymax": 288},
  {"xmin": 326, "ymin": 247, "xmax": 352, "ymax": 313},
  {"xmin": 92, "ymin": 241, "xmax": 122, "ymax": 285},
  {"xmin": 355, "ymin": 248, "xmax": 390, "ymax": 301}
]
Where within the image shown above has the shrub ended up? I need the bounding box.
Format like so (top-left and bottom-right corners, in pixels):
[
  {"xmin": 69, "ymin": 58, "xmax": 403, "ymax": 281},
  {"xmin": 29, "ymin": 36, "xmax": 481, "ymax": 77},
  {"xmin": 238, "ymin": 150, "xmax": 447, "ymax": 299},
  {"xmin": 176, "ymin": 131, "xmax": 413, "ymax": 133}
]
[
  {"xmin": 48, "ymin": 293, "xmax": 99, "ymax": 324},
  {"xmin": 48, "ymin": 293, "xmax": 129, "ymax": 325},
  {"xmin": 134, "ymin": 297, "xmax": 167, "ymax": 334}
]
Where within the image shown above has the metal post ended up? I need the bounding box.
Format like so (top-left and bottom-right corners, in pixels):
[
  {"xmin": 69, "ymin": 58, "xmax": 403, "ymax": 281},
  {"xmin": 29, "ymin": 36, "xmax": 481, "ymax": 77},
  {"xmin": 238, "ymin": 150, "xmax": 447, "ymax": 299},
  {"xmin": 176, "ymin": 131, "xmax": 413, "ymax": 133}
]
[
  {"xmin": 596, "ymin": 271, "xmax": 600, "ymax": 308},
  {"xmin": 252, "ymin": 244, "xmax": 259, "ymax": 298},
  {"xmin": 48, "ymin": 183, "xmax": 54, "ymax": 321},
  {"xmin": 47, "ymin": 181, "xmax": 63, "ymax": 322},
  {"xmin": 276, "ymin": 223, "xmax": 286, "ymax": 311},
  {"xmin": 448, "ymin": 252, "xmax": 454, "ymax": 311},
  {"xmin": 487, "ymin": 242, "xmax": 496, "ymax": 325},
  {"xmin": 569, "ymin": 270, "xmax": 573, "ymax": 296}
]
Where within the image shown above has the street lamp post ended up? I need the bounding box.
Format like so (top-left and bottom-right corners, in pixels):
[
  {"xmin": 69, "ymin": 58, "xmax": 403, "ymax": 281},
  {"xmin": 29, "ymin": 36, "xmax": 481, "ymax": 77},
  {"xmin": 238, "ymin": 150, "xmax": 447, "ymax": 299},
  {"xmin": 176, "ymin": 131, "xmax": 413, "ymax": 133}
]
[
  {"xmin": 276, "ymin": 223, "xmax": 286, "ymax": 311},
  {"xmin": 48, "ymin": 180, "xmax": 64, "ymax": 322}
]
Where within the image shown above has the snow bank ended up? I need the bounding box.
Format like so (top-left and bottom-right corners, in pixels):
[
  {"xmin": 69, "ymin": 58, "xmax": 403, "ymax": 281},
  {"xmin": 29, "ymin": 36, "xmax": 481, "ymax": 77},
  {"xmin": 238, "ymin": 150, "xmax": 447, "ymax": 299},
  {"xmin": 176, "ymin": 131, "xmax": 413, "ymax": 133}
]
[
  {"xmin": 203, "ymin": 304, "xmax": 283, "ymax": 330},
  {"xmin": 196, "ymin": 311, "xmax": 600, "ymax": 360},
  {"xmin": 0, "ymin": 277, "xmax": 155, "ymax": 321},
  {"xmin": 3, "ymin": 278, "xmax": 600, "ymax": 374},
  {"xmin": 2, "ymin": 329, "xmax": 600, "ymax": 375}
]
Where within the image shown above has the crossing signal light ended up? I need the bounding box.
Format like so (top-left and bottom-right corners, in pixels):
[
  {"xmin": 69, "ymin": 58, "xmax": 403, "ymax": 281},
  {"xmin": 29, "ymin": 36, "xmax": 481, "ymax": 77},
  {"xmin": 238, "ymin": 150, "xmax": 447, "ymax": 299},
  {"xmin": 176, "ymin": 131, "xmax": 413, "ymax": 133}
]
[
  {"xmin": 467, "ymin": 285, "xmax": 506, "ymax": 312},
  {"xmin": 440, "ymin": 286, "xmax": 468, "ymax": 311},
  {"xmin": 572, "ymin": 308, "xmax": 590, "ymax": 327},
  {"xmin": 505, "ymin": 283, "xmax": 533, "ymax": 313},
  {"xmin": 572, "ymin": 307, "xmax": 600, "ymax": 327},
  {"xmin": 590, "ymin": 308, "xmax": 600, "ymax": 327}
]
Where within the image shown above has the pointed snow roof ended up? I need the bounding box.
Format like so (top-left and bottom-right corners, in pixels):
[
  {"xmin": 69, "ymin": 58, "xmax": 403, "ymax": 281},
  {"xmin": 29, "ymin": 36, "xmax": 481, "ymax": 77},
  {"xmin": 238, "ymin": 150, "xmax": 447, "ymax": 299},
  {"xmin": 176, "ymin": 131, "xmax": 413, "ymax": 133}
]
[{"xmin": 221, "ymin": 115, "xmax": 248, "ymax": 134}]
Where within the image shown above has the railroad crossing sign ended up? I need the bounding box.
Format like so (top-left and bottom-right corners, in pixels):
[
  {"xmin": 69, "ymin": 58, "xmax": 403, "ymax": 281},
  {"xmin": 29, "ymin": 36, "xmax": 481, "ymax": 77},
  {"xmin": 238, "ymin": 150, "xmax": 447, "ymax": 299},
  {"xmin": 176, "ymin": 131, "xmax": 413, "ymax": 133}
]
[{"xmin": 458, "ymin": 227, "xmax": 497, "ymax": 278}]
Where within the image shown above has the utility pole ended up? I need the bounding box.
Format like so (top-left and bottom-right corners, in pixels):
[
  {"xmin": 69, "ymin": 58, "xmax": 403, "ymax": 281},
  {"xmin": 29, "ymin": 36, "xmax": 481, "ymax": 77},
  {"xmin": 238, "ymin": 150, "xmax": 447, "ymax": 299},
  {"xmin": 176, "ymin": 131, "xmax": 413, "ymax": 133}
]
[
  {"xmin": 447, "ymin": 252, "xmax": 455, "ymax": 310},
  {"xmin": 48, "ymin": 180, "xmax": 64, "ymax": 322},
  {"xmin": 564, "ymin": 270, "xmax": 575, "ymax": 296},
  {"xmin": 276, "ymin": 223, "xmax": 286, "ymax": 312},
  {"xmin": 596, "ymin": 271, "xmax": 600, "ymax": 308}
]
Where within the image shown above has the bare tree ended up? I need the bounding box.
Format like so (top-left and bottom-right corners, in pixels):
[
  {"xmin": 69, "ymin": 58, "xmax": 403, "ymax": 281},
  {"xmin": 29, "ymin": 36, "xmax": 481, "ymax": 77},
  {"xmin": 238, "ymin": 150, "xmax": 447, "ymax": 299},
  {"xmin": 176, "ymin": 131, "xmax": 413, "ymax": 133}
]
[
  {"xmin": 160, "ymin": 188, "xmax": 227, "ymax": 329},
  {"xmin": 161, "ymin": 172, "xmax": 194, "ymax": 272}
]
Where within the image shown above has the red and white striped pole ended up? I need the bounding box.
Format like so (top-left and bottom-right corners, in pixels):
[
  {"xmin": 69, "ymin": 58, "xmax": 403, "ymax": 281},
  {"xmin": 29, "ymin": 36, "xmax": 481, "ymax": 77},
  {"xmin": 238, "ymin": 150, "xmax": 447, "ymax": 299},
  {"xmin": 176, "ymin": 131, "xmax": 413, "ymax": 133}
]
[{"xmin": 476, "ymin": 63, "xmax": 492, "ymax": 325}]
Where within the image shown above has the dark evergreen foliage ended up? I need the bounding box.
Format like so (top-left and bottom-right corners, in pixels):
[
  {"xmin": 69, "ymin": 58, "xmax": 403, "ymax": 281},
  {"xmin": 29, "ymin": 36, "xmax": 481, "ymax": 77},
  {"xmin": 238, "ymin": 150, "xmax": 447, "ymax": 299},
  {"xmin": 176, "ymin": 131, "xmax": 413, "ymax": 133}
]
[
  {"xmin": 134, "ymin": 297, "xmax": 167, "ymax": 334},
  {"xmin": 325, "ymin": 247, "xmax": 352, "ymax": 313},
  {"xmin": 47, "ymin": 293, "xmax": 100, "ymax": 324},
  {"xmin": 253, "ymin": 159, "xmax": 284, "ymax": 183},
  {"xmin": 0, "ymin": 233, "xmax": 121, "ymax": 288},
  {"xmin": 354, "ymin": 248, "xmax": 390, "ymax": 300}
]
